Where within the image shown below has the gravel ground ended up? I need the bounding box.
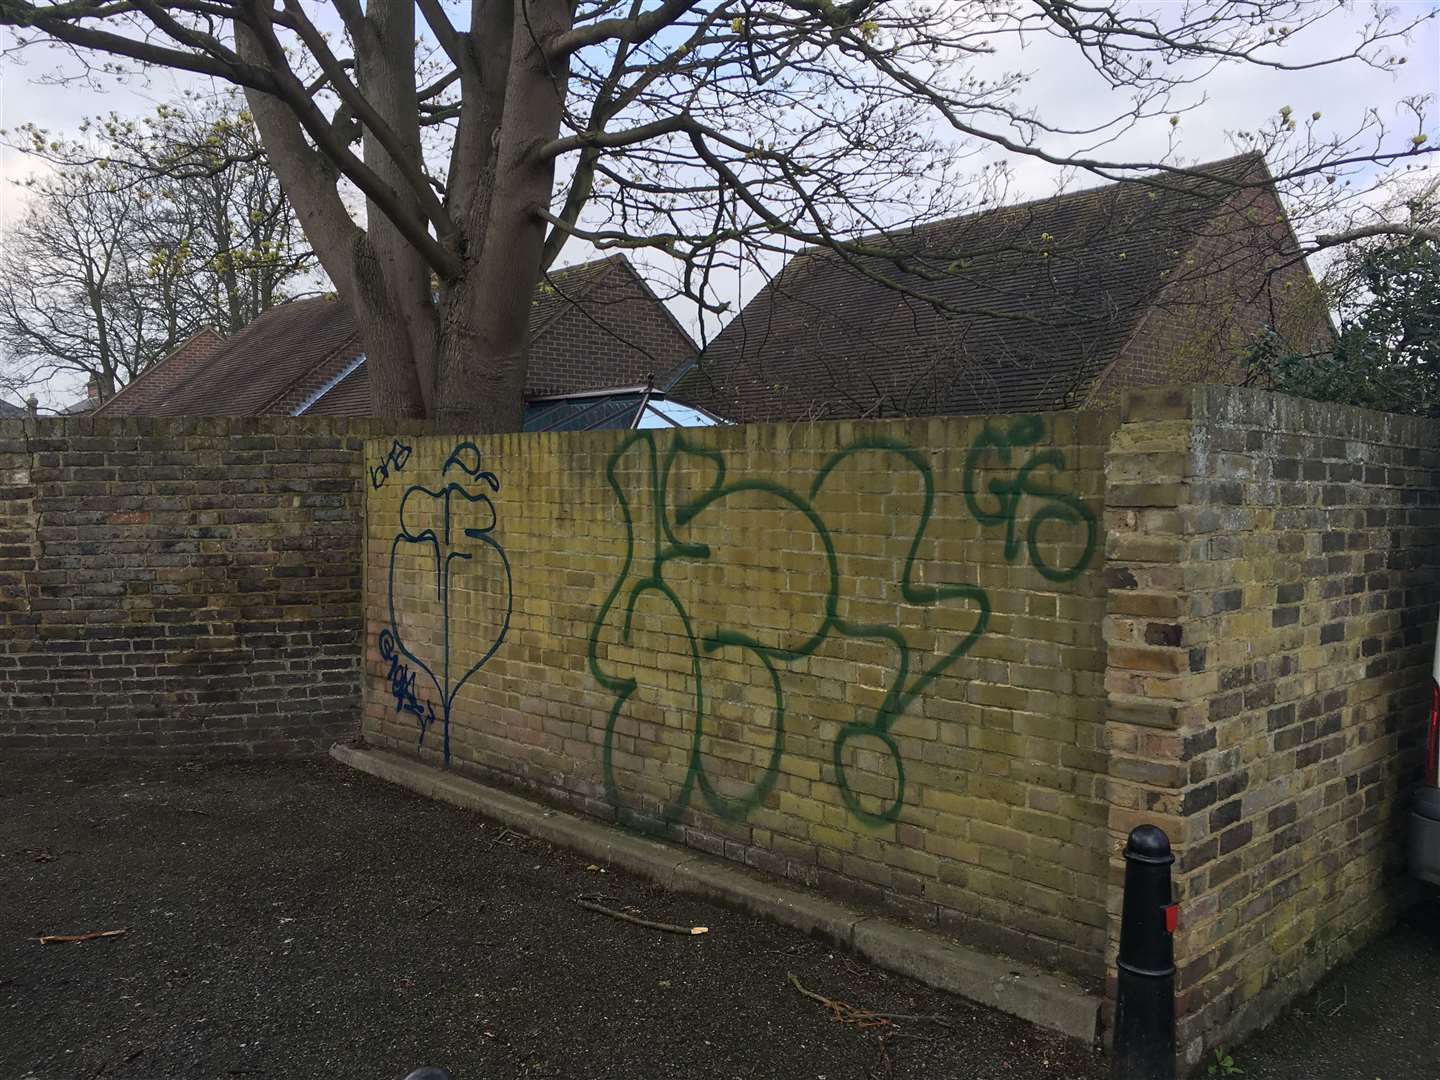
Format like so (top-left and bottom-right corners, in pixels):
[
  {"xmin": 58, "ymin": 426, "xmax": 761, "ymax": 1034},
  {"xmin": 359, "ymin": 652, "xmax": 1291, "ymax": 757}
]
[
  {"xmin": 1227, "ymin": 894, "xmax": 1440, "ymax": 1080},
  {"xmin": 1, "ymin": 755, "xmax": 1106, "ymax": 1080}
]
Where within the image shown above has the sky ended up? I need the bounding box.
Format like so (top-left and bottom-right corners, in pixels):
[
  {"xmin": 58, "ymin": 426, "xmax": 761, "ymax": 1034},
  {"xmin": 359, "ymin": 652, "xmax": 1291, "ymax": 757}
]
[{"xmin": 1, "ymin": 1, "xmax": 1437, "ymax": 408}]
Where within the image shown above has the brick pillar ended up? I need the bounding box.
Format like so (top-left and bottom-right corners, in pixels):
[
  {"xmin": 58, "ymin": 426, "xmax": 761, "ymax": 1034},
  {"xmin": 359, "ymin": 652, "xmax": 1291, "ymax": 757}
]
[{"xmin": 1102, "ymin": 388, "xmax": 1212, "ymax": 1063}]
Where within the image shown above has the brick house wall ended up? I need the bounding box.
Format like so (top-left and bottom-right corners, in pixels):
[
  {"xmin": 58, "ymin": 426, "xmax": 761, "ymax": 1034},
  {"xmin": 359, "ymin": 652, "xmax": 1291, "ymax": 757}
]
[
  {"xmin": 0, "ymin": 416, "xmax": 431, "ymax": 755},
  {"xmin": 526, "ymin": 258, "xmax": 697, "ymax": 397},
  {"xmin": 1084, "ymin": 187, "xmax": 1333, "ymax": 409}
]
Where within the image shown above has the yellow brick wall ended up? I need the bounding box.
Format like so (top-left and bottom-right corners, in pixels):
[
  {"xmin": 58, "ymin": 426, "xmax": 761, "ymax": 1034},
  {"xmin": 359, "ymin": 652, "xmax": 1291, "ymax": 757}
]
[{"xmin": 363, "ymin": 413, "xmax": 1116, "ymax": 975}]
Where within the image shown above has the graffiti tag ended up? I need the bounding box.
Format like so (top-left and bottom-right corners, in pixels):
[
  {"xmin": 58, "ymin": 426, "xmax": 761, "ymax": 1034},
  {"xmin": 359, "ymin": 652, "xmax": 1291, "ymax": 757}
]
[
  {"xmin": 370, "ymin": 439, "xmax": 414, "ymax": 490},
  {"xmin": 378, "ymin": 628, "xmax": 439, "ymax": 741},
  {"xmin": 587, "ymin": 416, "xmax": 1096, "ymax": 830},
  {"xmin": 383, "ymin": 441, "xmax": 512, "ymax": 764}
]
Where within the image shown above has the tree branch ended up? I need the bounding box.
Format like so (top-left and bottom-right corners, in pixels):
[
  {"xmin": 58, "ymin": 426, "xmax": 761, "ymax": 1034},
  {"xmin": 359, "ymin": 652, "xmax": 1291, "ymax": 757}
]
[{"xmin": 547, "ymin": 0, "xmax": 702, "ymax": 59}]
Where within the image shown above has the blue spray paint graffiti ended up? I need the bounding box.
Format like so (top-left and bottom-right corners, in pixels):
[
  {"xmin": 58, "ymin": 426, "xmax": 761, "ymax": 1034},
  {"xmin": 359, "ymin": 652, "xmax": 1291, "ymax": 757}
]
[
  {"xmin": 377, "ymin": 628, "xmax": 438, "ymax": 737},
  {"xmin": 370, "ymin": 438, "xmax": 413, "ymax": 489},
  {"xmin": 383, "ymin": 441, "xmax": 513, "ymax": 763}
]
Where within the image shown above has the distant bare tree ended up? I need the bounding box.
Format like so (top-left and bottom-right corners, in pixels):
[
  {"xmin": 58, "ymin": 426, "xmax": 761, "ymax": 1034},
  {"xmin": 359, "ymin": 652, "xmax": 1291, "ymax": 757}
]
[
  {"xmin": 0, "ymin": 95, "xmax": 315, "ymax": 404},
  {"xmin": 0, "ymin": 166, "xmax": 147, "ymax": 402}
]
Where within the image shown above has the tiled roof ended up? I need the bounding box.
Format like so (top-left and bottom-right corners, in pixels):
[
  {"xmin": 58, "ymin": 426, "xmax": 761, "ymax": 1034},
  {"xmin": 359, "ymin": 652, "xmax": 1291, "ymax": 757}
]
[
  {"xmin": 301, "ymin": 360, "xmax": 369, "ymax": 416},
  {"xmin": 532, "ymin": 257, "xmax": 617, "ymax": 337},
  {"xmin": 105, "ymin": 255, "xmax": 694, "ymax": 418},
  {"xmin": 105, "ymin": 298, "xmax": 359, "ymax": 417},
  {"xmin": 677, "ymin": 153, "xmax": 1275, "ymax": 422}
]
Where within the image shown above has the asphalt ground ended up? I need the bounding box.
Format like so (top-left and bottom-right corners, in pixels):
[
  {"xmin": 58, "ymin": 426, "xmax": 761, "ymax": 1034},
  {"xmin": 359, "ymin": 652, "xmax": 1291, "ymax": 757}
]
[
  {"xmin": 1, "ymin": 755, "xmax": 1106, "ymax": 1080},
  {"xmin": 1226, "ymin": 894, "xmax": 1440, "ymax": 1080}
]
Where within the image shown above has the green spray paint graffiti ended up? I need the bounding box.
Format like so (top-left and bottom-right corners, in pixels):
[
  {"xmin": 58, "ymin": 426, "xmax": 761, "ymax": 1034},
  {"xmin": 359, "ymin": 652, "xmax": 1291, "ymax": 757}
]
[
  {"xmin": 963, "ymin": 415, "xmax": 1097, "ymax": 581},
  {"xmin": 587, "ymin": 417, "xmax": 1097, "ymax": 829}
]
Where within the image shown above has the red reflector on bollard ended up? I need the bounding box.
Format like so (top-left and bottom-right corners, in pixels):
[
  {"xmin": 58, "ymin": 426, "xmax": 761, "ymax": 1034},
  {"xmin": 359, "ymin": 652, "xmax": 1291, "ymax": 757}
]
[{"xmin": 1164, "ymin": 903, "xmax": 1179, "ymax": 934}]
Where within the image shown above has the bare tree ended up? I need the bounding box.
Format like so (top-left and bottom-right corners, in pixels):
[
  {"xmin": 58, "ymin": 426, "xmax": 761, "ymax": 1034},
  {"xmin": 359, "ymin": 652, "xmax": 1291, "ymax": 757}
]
[
  {"xmin": 0, "ymin": 165, "xmax": 147, "ymax": 401},
  {"xmin": 2, "ymin": 0, "xmax": 1432, "ymax": 428},
  {"xmin": 0, "ymin": 94, "xmax": 316, "ymax": 404}
]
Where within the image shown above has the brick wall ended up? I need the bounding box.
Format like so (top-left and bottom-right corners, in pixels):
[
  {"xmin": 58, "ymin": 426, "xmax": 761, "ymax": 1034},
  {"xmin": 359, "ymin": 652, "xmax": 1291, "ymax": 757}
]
[
  {"xmin": 8, "ymin": 387, "xmax": 1434, "ymax": 1068},
  {"xmin": 365, "ymin": 412, "xmax": 1116, "ymax": 975},
  {"xmin": 1104, "ymin": 386, "xmax": 1440, "ymax": 1070},
  {"xmin": 0, "ymin": 416, "xmax": 429, "ymax": 756}
]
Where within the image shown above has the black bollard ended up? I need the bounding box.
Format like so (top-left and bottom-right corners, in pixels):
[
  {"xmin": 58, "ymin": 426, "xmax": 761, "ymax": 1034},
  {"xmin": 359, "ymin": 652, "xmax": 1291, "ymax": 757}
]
[{"xmin": 1112, "ymin": 825, "xmax": 1177, "ymax": 1080}]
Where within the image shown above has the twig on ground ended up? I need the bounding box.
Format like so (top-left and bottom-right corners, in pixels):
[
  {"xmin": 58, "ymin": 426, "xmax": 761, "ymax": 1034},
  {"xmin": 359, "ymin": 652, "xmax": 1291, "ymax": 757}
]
[
  {"xmin": 487, "ymin": 827, "xmax": 520, "ymax": 850},
  {"xmin": 39, "ymin": 929, "xmax": 129, "ymax": 945},
  {"xmin": 575, "ymin": 898, "xmax": 709, "ymax": 935},
  {"xmin": 1328, "ymin": 984, "xmax": 1348, "ymax": 1017},
  {"xmin": 787, "ymin": 972, "xmax": 952, "ymax": 1029},
  {"xmin": 869, "ymin": 1031, "xmax": 896, "ymax": 1078}
]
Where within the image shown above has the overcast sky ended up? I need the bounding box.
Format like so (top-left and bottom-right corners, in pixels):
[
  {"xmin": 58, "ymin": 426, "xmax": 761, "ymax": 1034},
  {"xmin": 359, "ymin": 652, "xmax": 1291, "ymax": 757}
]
[{"xmin": 1, "ymin": 2, "xmax": 1436, "ymax": 407}]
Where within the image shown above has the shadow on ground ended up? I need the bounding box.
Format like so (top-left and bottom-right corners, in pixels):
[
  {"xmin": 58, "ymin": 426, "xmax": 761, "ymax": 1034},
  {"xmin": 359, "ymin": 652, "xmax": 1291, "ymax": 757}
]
[
  {"xmin": 1227, "ymin": 895, "xmax": 1440, "ymax": 1080},
  {"xmin": 1, "ymin": 756, "xmax": 1104, "ymax": 1080}
]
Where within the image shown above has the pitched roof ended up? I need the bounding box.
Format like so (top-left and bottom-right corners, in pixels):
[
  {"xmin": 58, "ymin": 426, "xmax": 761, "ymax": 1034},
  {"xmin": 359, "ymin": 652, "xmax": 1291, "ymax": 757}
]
[
  {"xmin": 98, "ymin": 299, "xmax": 359, "ymax": 418},
  {"xmin": 677, "ymin": 153, "xmax": 1280, "ymax": 421},
  {"xmin": 532, "ymin": 257, "xmax": 617, "ymax": 338},
  {"xmin": 0, "ymin": 399, "xmax": 26, "ymax": 418},
  {"xmin": 102, "ymin": 255, "xmax": 695, "ymax": 417}
]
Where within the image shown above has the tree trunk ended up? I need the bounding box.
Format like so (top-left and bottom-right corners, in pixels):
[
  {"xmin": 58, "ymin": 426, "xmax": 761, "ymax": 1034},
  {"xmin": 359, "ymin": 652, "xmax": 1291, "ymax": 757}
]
[
  {"xmin": 355, "ymin": 0, "xmax": 438, "ymax": 417},
  {"xmin": 432, "ymin": 0, "xmax": 572, "ymax": 431},
  {"xmin": 432, "ymin": 269, "xmax": 527, "ymax": 432},
  {"xmin": 349, "ymin": 232, "xmax": 429, "ymax": 418}
]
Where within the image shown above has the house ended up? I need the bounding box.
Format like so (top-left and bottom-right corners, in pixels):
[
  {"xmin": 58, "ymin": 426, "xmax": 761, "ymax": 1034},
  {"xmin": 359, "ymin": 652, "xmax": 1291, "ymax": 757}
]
[
  {"xmin": 676, "ymin": 153, "xmax": 1333, "ymax": 423},
  {"xmin": 95, "ymin": 255, "xmax": 699, "ymax": 422},
  {"xmin": 0, "ymin": 398, "xmax": 27, "ymax": 418}
]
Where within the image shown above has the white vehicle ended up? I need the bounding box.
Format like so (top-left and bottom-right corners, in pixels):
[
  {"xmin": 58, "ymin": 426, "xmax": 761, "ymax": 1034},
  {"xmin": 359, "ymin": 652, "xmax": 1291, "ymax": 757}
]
[{"xmin": 1410, "ymin": 609, "xmax": 1440, "ymax": 887}]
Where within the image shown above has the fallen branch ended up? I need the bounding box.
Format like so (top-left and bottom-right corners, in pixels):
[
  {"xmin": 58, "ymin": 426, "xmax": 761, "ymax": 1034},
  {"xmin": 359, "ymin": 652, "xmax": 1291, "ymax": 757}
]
[
  {"xmin": 575, "ymin": 898, "xmax": 708, "ymax": 936},
  {"xmin": 40, "ymin": 929, "xmax": 129, "ymax": 945},
  {"xmin": 787, "ymin": 972, "xmax": 951, "ymax": 1029}
]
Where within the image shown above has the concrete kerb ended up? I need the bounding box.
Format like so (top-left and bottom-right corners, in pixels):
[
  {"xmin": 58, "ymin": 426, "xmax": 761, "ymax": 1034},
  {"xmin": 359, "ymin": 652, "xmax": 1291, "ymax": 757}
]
[{"xmin": 331, "ymin": 744, "xmax": 1101, "ymax": 1044}]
